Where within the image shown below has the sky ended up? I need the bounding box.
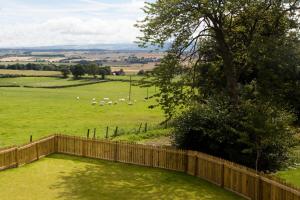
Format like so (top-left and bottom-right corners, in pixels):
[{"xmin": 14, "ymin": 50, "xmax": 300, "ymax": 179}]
[{"xmin": 0, "ymin": 0, "xmax": 151, "ymax": 47}]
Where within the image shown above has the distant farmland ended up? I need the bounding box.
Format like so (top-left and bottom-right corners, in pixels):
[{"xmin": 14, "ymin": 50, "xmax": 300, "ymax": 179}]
[{"xmin": 0, "ymin": 69, "xmax": 61, "ymax": 76}]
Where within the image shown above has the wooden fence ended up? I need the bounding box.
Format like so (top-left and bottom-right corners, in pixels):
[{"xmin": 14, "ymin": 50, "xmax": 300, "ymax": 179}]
[{"xmin": 0, "ymin": 134, "xmax": 299, "ymax": 200}]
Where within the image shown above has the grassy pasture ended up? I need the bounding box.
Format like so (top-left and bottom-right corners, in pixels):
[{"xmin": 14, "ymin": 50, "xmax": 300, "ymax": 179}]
[
  {"xmin": 0, "ymin": 77, "xmax": 101, "ymax": 87},
  {"xmin": 0, "ymin": 154, "xmax": 244, "ymax": 200},
  {"xmin": 0, "ymin": 69, "xmax": 61, "ymax": 76},
  {"xmin": 276, "ymin": 168, "xmax": 300, "ymax": 187},
  {"xmin": 0, "ymin": 78, "xmax": 163, "ymax": 147}
]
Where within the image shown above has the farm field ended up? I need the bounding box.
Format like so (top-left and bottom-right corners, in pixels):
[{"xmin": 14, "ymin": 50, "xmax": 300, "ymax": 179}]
[
  {"xmin": 0, "ymin": 78, "xmax": 163, "ymax": 147},
  {"xmin": 0, "ymin": 154, "xmax": 244, "ymax": 200},
  {"xmin": 0, "ymin": 69, "xmax": 61, "ymax": 76},
  {"xmin": 0, "ymin": 77, "xmax": 101, "ymax": 87}
]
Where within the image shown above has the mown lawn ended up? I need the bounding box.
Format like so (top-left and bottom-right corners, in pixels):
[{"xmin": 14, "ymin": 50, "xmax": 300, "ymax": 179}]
[
  {"xmin": 0, "ymin": 154, "xmax": 244, "ymax": 200},
  {"xmin": 0, "ymin": 79, "xmax": 163, "ymax": 147}
]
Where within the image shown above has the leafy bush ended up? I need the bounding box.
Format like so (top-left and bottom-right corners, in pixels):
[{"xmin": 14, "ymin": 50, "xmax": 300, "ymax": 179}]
[{"xmin": 172, "ymin": 98, "xmax": 296, "ymax": 171}]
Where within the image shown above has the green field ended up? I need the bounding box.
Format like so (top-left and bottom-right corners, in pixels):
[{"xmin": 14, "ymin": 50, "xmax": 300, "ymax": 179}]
[
  {"xmin": 0, "ymin": 154, "xmax": 244, "ymax": 200},
  {"xmin": 0, "ymin": 77, "xmax": 102, "ymax": 87},
  {"xmin": 276, "ymin": 167, "xmax": 300, "ymax": 187},
  {"xmin": 0, "ymin": 69, "xmax": 61, "ymax": 77},
  {"xmin": 0, "ymin": 77, "xmax": 163, "ymax": 147}
]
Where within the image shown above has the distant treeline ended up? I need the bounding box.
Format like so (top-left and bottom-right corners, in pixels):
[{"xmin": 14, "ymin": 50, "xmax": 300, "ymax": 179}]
[{"xmin": 0, "ymin": 63, "xmax": 65, "ymax": 71}]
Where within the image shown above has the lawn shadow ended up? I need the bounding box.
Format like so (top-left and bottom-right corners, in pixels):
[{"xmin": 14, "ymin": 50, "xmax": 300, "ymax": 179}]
[{"xmin": 49, "ymin": 154, "xmax": 243, "ymax": 200}]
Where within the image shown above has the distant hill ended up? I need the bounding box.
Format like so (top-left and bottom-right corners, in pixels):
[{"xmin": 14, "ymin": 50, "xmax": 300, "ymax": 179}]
[{"xmin": 0, "ymin": 43, "xmax": 168, "ymax": 52}]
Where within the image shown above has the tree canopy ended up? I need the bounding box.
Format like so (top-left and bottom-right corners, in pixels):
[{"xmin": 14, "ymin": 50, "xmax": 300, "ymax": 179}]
[
  {"xmin": 137, "ymin": 0, "xmax": 300, "ymax": 107},
  {"xmin": 137, "ymin": 0, "xmax": 300, "ymax": 171}
]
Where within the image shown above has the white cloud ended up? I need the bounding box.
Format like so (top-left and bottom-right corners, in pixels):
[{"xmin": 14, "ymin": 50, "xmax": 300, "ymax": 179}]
[
  {"xmin": 0, "ymin": 0, "xmax": 149, "ymax": 47},
  {"xmin": 0, "ymin": 18, "xmax": 140, "ymax": 47}
]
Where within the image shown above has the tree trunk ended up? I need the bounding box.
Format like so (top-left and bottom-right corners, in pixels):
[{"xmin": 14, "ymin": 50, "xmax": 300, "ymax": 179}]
[
  {"xmin": 223, "ymin": 57, "xmax": 239, "ymax": 105},
  {"xmin": 214, "ymin": 28, "xmax": 239, "ymax": 104},
  {"xmin": 256, "ymin": 149, "xmax": 261, "ymax": 172}
]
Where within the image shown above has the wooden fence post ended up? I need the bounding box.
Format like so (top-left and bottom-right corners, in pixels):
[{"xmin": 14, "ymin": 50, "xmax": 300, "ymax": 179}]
[
  {"xmin": 194, "ymin": 154, "xmax": 198, "ymax": 176},
  {"xmin": 138, "ymin": 123, "xmax": 142, "ymax": 133},
  {"xmin": 220, "ymin": 162, "xmax": 225, "ymax": 187},
  {"xmin": 82, "ymin": 138, "xmax": 86, "ymax": 157},
  {"xmin": 144, "ymin": 123, "xmax": 148, "ymax": 133},
  {"xmin": 54, "ymin": 134, "xmax": 59, "ymax": 153},
  {"xmin": 15, "ymin": 148, "xmax": 19, "ymax": 167},
  {"xmin": 30, "ymin": 135, "xmax": 33, "ymax": 143},
  {"xmin": 93, "ymin": 128, "xmax": 96, "ymax": 139},
  {"xmin": 114, "ymin": 126, "xmax": 118, "ymax": 137},
  {"xmin": 185, "ymin": 150, "xmax": 189, "ymax": 173},
  {"xmin": 150, "ymin": 148, "xmax": 154, "ymax": 167},
  {"xmin": 87, "ymin": 129, "xmax": 90, "ymax": 138},
  {"xmin": 105, "ymin": 126, "xmax": 109, "ymax": 139},
  {"xmin": 256, "ymin": 175, "xmax": 262, "ymax": 200},
  {"xmin": 36, "ymin": 142, "xmax": 39, "ymax": 160},
  {"xmin": 114, "ymin": 141, "xmax": 118, "ymax": 161}
]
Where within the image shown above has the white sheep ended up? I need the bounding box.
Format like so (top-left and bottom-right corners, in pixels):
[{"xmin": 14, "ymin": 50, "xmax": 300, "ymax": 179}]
[
  {"xmin": 92, "ymin": 98, "xmax": 96, "ymax": 101},
  {"xmin": 76, "ymin": 97, "xmax": 80, "ymax": 100},
  {"xmin": 91, "ymin": 101, "xmax": 97, "ymax": 105},
  {"xmin": 128, "ymin": 102, "xmax": 133, "ymax": 105},
  {"xmin": 103, "ymin": 97, "xmax": 110, "ymax": 101},
  {"xmin": 107, "ymin": 101, "xmax": 113, "ymax": 105},
  {"xmin": 99, "ymin": 101, "xmax": 105, "ymax": 106},
  {"xmin": 119, "ymin": 98, "xmax": 126, "ymax": 102}
]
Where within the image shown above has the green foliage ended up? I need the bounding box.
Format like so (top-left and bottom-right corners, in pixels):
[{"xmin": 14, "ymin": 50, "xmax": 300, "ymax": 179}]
[
  {"xmin": 86, "ymin": 63, "xmax": 99, "ymax": 78},
  {"xmin": 137, "ymin": 0, "xmax": 300, "ymax": 106},
  {"xmin": 98, "ymin": 66, "xmax": 111, "ymax": 79},
  {"xmin": 143, "ymin": 54, "xmax": 191, "ymax": 120},
  {"xmin": 137, "ymin": 0, "xmax": 300, "ymax": 171},
  {"xmin": 60, "ymin": 67, "xmax": 70, "ymax": 78},
  {"xmin": 70, "ymin": 65, "xmax": 85, "ymax": 79},
  {"xmin": 172, "ymin": 97, "xmax": 296, "ymax": 171},
  {"xmin": 137, "ymin": 69, "xmax": 145, "ymax": 76}
]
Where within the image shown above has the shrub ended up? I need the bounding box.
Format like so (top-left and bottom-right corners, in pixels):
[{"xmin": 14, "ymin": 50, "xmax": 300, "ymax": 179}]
[
  {"xmin": 172, "ymin": 98, "xmax": 296, "ymax": 171},
  {"xmin": 137, "ymin": 69, "xmax": 145, "ymax": 76}
]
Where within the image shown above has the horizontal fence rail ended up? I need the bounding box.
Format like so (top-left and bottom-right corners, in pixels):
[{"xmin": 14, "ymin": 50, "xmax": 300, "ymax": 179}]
[{"xmin": 0, "ymin": 134, "xmax": 299, "ymax": 200}]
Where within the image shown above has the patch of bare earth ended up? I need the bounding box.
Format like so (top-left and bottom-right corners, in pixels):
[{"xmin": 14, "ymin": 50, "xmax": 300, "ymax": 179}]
[{"xmin": 140, "ymin": 136, "xmax": 172, "ymax": 147}]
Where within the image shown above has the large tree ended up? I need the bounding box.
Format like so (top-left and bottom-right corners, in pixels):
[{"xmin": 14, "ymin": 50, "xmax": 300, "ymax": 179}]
[
  {"xmin": 137, "ymin": 0, "xmax": 300, "ymax": 170},
  {"xmin": 137, "ymin": 0, "xmax": 300, "ymax": 106}
]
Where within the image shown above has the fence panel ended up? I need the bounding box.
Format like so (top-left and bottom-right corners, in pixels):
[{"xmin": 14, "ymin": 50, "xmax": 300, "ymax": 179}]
[
  {"xmin": 0, "ymin": 148, "xmax": 17, "ymax": 170},
  {"xmin": 0, "ymin": 134, "xmax": 300, "ymax": 200},
  {"xmin": 18, "ymin": 143, "xmax": 38, "ymax": 165}
]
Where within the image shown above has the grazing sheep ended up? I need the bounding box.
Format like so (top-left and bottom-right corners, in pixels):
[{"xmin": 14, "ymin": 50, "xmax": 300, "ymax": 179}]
[
  {"xmin": 119, "ymin": 98, "xmax": 126, "ymax": 102},
  {"xmin": 91, "ymin": 101, "xmax": 97, "ymax": 105},
  {"xmin": 103, "ymin": 97, "xmax": 110, "ymax": 101},
  {"xmin": 107, "ymin": 101, "xmax": 113, "ymax": 105},
  {"xmin": 128, "ymin": 102, "xmax": 133, "ymax": 105},
  {"xmin": 99, "ymin": 101, "xmax": 105, "ymax": 106},
  {"xmin": 76, "ymin": 97, "xmax": 80, "ymax": 100},
  {"xmin": 92, "ymin": 98, "xmax": 96, "ymax": 101}
]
